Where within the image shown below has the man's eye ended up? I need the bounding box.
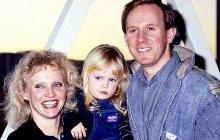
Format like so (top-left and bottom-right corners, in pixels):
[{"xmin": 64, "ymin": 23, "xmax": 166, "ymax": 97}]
[
  {"xmin": 147, "ymin": 27, "xmax": 155, "ymax": 31},
  {"xmin": 128, "ymin": 28, "xmax": 136, "ymax": 33}
]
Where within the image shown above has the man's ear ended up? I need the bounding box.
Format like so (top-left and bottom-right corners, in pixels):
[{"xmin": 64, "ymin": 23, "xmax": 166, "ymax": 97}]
[
  {"xmin": 167, "ymin": 27, "xmax": 176, "ymax": 43},
  {"xmin": 124, "ymin": 34, "xmax": 128, "ymax": 47}
]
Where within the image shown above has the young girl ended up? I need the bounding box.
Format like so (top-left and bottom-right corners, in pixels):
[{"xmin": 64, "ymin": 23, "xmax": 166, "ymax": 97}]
[{"xmin": 63, "ymin": 44, "xmax": 133, "ymax": 140}]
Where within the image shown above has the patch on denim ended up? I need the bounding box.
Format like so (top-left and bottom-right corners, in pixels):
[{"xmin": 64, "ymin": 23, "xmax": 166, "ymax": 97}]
[
  {"xmin": 107, "ymin": 115, "xmax": 117, "ymax": 122},
  {"xmin": 166, "ymin": 132, "xmax": 177, "ymax": 140}
]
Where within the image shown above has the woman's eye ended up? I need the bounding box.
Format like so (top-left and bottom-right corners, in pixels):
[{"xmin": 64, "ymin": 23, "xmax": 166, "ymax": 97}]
[
  {"xmin": 56, "ymin": 83, "xmax": 62, "ymax": 87},
  {"xmin": 53, "ymin": 82, "xmax": 63, "ymax": 87},
  {"xmin": 34, "ymin": 84, "xmax": 44, "ymax": 89}
]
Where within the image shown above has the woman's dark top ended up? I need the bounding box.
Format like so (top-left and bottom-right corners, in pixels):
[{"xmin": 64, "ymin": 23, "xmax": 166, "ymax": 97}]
[{"xmin": 7, "ymin": 119, "xmax": 73, "ymax": 140}]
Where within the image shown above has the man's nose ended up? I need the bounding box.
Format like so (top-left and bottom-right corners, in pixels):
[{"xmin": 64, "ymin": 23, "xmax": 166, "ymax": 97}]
[{"xmin": 137, "ymin": 30, "xmax": 148, "ymax": 43}]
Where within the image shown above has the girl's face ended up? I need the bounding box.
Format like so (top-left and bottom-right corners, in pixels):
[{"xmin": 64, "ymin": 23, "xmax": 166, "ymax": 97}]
[
  {"xmin": 24, "ymin": 66, "xmax": 67, "ymax": 121},
  {"xmin": 88, "ymin": 67, "xmax": 120, "ymax": 100}
]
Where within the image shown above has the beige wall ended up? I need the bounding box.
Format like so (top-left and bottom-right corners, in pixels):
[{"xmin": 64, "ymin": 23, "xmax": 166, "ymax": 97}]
[
  {"xmin": 0, "ymin": 0, "xmax": 217, "ymax": 60},
  {"xmin": 192, "ymin": 0, "xmax": 216, "ymax": 58}
]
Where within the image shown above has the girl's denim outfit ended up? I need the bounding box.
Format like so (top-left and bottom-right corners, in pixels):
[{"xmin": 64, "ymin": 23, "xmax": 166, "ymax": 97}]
[
  {"xmin": 128, "ymin": 46, "xmax": 220, "ymax": 140},
  {"xmin": 63, "ymin": 91, "xmax": 133, "ymax": 140}
]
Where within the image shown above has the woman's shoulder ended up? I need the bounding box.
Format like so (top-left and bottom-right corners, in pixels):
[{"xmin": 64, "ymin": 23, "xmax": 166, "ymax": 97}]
[
  {"xmin": 7, "ymin": 120, "xmax": 47, "ymax": 140},
  {"xmin": 9, "ymin": 120, "xmax": 33, "ymax": 135}
]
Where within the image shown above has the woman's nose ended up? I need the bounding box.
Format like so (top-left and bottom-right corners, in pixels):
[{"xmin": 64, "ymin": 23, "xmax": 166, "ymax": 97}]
[{"xmin": 45, "ymin": 87, "xmax": 55, "ymax": 97}]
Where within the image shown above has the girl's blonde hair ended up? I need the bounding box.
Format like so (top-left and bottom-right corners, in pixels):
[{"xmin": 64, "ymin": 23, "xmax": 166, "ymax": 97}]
[
  {"xmin": 4, "ymin": 50, "xmax": 80, "ymax": 129},
  {"xmin": 82, "ymin": 44, "xmax": 129, "ymax": 116}
]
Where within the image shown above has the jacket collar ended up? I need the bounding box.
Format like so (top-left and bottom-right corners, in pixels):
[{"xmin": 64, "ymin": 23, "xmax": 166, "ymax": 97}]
[
  {"xmin": 130, "ymin": 46, "xmax": 195, "ymax": 79},
  {"xmin": 173, "ymin": 45, "xmax": 195, "ymax": 78}
]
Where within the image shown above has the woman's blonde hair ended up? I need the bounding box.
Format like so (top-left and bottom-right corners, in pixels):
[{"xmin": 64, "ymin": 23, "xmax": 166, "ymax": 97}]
[
  {"xmin": 82, "ymin": 44, "xmax": 129, "ymax": 116},
  {"xmin": 4, "ymin": 50, "xmax": 80, "ymax": 129}
]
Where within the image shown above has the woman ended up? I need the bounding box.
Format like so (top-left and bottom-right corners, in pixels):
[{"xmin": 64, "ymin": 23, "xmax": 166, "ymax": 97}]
[{"xmin": 4, "ymin": 50, "xmax": 80, "ymax": 140}]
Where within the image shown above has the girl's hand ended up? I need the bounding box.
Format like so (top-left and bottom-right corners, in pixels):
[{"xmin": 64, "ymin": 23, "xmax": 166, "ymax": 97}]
[{"xmin": 71, "ymin": 122, "xmax": 87, "ymax": 139}]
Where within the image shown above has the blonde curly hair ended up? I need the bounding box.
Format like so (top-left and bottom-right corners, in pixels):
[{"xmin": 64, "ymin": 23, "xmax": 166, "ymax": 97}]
[{"xmin": 4, "ymin": 50, "xmax": 80, "ymax": 129}]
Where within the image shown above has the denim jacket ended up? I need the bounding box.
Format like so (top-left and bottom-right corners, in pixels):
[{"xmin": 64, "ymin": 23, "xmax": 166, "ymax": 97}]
[{"xmin": 127, "ymin": 46, "xmax": 220, "ymax": 140}]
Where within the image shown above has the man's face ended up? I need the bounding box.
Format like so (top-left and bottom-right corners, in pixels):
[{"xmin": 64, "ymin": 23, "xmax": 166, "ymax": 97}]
[{"xmin": 124, "ymin": 4, "xmax": 175, "ymax": 69}]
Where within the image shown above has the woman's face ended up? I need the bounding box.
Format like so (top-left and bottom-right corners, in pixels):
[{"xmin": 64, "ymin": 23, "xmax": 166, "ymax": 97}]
[
  {"xmin": 24, "ymin": 66, "xmax": 67, "ymax": 120},
  {"xmin": 88, "ymin": 66, "xmax": 120, "ymax": 100}
]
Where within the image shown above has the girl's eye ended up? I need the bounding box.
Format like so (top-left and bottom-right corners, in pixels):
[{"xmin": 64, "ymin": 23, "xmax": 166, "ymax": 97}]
[
  {"xmin": 95, "ymin": 76, "xmax": 102, "ymax": 80},
  {"xmin": 109, "ymin": 78, "xmax": 117, "ymax": 82}
]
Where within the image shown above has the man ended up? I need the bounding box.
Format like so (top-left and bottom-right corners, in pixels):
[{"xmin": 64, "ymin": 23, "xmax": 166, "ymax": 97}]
[{"xmin": 122, "ymin": 0, "xmax": 220, "ymax": 139}]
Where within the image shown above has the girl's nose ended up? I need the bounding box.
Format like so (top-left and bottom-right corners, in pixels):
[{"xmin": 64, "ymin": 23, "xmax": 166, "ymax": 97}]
[{"xmin": 102, "ymin": 80, "xmax": 109, "ymax": 88}]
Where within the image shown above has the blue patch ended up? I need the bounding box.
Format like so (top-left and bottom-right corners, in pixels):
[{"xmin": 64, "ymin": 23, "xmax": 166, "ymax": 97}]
[{"xmin": 107, "ymin": 115, "xmax": 118, "ymax": 122}]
